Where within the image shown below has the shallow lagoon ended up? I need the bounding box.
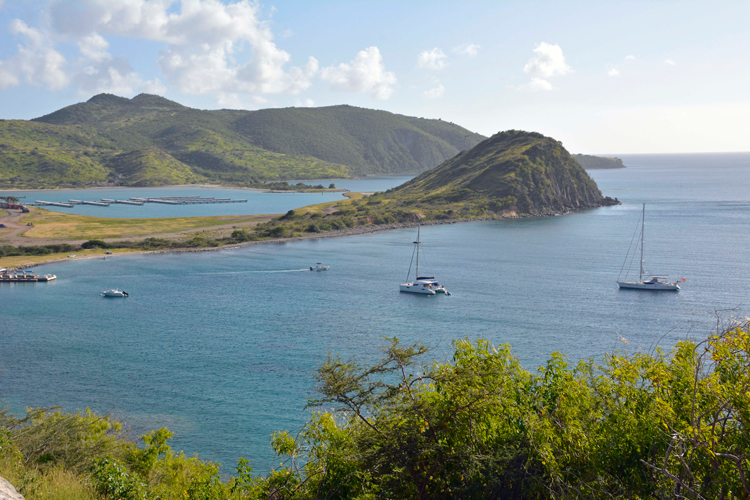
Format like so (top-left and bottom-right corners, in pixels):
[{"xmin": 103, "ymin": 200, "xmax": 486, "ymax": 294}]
[
  {"xmin": 1, "ymin": 153, "xmax": 749, "ymax": 471},
  {"xmin": 2, "ymin": 175, "xmax": 415, "ymax": 219}
]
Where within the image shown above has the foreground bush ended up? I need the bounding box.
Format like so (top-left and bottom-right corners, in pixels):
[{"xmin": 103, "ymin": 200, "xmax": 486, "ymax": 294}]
[{"xmin": 1, "ymin": 322, "xmax": 748, "ymax": 499}]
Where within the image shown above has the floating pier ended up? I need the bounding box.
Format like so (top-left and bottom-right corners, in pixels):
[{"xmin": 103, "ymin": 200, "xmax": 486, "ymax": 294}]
[
  {"xmin": 30, "ymin": 196, "xmax": 246, "ymax": 209},
  {"xmin": 1, "ymin": 270, "xmax": 57, "ymax": 283},
  {"xmin": 34, "ymin": 201, "xmax": 74, "ymax": 208}
]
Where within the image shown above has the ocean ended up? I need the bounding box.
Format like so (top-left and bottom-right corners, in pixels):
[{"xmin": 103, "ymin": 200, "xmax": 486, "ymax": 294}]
[{"xmin": 1, "ymin": 153, "xmax": 748, "ymax": 471}]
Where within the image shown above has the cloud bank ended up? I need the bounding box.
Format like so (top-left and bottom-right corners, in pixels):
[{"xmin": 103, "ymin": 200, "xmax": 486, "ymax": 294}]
[{"xmin": 0, "ymin": 0, "xmax": 396, "ymax": 103}]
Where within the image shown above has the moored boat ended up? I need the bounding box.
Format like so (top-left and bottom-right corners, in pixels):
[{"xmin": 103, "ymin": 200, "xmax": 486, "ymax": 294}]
[
  {"xmin": 101, "ymin": 289, "xmax": 129, "ymax": 297},
  {"xmin": 617, "ymin": 204, "xmax": 682, "ymax": 291},
  {"xmin": 400, "ymin": 225, "xmax": 451, "ymax": 296}
]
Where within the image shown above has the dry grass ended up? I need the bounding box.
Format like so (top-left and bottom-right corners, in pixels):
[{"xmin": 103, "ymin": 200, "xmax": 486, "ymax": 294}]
[
  {"xmin": 20, "ymin": 209, "xmax": 272, "ymax": 240},
  {"xmin": 0, "ymin": 248, "xmax": 143, "ymax": 268},
  {"xmin": 1, "ymin": 458, "xmax": 97, "ymax": 500}
]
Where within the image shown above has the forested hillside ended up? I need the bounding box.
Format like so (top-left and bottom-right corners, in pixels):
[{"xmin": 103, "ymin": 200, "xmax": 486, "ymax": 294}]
[{"xmin": 0, "ymin": 94, "xmax": 484, "ymax": 189}]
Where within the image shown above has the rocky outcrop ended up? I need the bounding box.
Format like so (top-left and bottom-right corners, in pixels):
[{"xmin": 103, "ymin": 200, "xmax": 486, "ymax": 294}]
[{"xmin": 0, "ymin": 477, "xmax": 25, "ymax": 500}]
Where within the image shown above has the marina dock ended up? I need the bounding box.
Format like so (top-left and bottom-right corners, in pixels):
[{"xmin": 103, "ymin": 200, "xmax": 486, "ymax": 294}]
[
  {"xmin": 1, "ymin": 270, "xmax": 57, "ymax": 283},
  {"xmin": 28, "ymin": 196, "xmax": 246, "ymax": 209},
  {"xmin": 33, "ymin": 201, "xmax": 74, "ymax": 208}
]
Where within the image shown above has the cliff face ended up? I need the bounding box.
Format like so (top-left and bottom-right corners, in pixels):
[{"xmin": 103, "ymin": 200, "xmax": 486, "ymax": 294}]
[{"xmin": 391, "ymin": 130, "xmax": 618, "ymax": 214}]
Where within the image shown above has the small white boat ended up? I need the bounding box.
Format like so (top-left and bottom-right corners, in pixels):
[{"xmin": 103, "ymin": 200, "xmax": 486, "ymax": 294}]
[
  {"xmin": 310, "ymin": 263, "xmax": 329, "ymax": 271},
  {"xmin": 400, "ymin": 224, "xmax": 451, "ymax": 296},
  {"xmin": 101, "ymin": 289, "xmax": 129, "ymax": 297},
  {"xmin": 617, "ymin": 204, "xmax": 682, "ymax": 291}
]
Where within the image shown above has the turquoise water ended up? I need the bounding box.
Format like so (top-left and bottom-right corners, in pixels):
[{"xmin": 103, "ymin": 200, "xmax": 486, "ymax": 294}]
[
  {"xmin": 0, "ymin": 176, "xmax": 414, "ymax": 219},
  {"xmin": 1, "ymin": 153, "xmax": 749, "ymax": 472}
]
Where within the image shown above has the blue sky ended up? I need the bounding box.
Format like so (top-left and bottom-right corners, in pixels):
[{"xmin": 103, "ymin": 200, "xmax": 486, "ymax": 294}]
[{"xmin": 0, "ymin": 0, "xmax": 748, "ymax": 153}]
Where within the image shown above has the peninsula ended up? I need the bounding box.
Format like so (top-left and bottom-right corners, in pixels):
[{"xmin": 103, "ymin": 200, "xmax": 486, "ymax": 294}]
[
  {"xmin": 572, "ymin": 153, "xmax": 626, "ymax": 169},
  {"xmin": 1, "ymin": 130, "xmax": 618, "ymax": 268}
]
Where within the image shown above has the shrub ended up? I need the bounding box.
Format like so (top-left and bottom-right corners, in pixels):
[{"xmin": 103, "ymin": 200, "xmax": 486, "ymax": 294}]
[{"xmin": 81, "ymin": 239, "xmax": 108, "ymax": 249}]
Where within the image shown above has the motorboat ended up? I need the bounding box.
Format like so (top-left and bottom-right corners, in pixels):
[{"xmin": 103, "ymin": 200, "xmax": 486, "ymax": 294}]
[
  {"xmin": 617, "ymin": 204, "xmax": 682, "ymax": 291},
  {"xmin": 400, "ymin": 224, "xmax": 451, "ymax": 296},
  {"xmin": 101, "ymin": 289, "xmax": 129, "ymax": 297},
  {"xmin": 310, "ymin": 263, "xmax": 329, "ymax": 271}
]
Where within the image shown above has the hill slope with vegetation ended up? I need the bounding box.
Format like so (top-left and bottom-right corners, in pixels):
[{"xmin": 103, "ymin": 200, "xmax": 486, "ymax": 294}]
[
  {"xmin": 241, "ymin": 130, "xmax": 619, "ymax": 240},
  {"xmin": 388, "ymin": 130, "xmax": 618, "ymax": 215},
  {"xmin": 0, "ymin": 94, "xmax": 484, "ymax": 189}
]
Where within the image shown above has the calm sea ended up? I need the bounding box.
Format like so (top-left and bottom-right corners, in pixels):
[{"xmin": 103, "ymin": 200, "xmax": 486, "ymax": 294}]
[{"xmin": 1, "ymin": 153, "xmax": 749, "ymax": 471}]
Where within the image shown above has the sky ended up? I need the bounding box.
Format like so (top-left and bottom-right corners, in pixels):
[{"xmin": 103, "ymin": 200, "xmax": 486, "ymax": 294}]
[{"xmin": 0, "ymin": 0, "xmax": 748, "ymax": 154}]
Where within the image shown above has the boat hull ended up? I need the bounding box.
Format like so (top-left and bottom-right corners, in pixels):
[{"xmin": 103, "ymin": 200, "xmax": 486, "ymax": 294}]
[
  {"xmin": 400, "ymin": 284, "xmax": 436, "ymax": 295},
  {"xmin": 617, "ymin": 281, "xmax": 680, "ymax": 291}
]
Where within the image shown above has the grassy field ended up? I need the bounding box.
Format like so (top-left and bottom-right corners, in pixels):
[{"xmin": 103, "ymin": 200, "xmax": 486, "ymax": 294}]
[{"xmin": 20, "ymin": 209, "xmax": 273, "ymax": 240}]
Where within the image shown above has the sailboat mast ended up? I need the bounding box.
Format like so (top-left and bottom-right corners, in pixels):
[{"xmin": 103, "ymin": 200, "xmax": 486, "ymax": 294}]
[
  {"xmin": 640, "ymin": 203, "xmax": 645, "ymax": 282},
  {"xmin": 415, "ymin": 224, "xmax": 420, "ymax": 278}
]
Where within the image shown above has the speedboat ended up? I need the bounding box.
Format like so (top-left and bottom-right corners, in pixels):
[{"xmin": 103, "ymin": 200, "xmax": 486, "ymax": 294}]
[
  {"xmin": 101, "ymin": 289, "xmax": 129, "ymax": 297},
  {"xmin": 400, "ymin": 224, "xmax": 451, "ymax": 296},
  {"xmin": 310, "ymin": 263, "xmax": 329, "ymax": 271}
]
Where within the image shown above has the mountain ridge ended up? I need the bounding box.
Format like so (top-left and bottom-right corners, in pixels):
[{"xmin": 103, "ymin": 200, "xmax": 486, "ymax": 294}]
[{"xmin": 1, "ymin": 94, "xmax": 485, "ymax": 189}]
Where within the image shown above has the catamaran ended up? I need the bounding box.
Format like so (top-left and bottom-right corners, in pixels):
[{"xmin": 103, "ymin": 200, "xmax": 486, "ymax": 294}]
[
  {"xmin": 617, "ymin": 204, "xmax": 682, "ymax": 291},
  {"xmin": 400, "ymin": 224, "xmax": 451, "ymax": 295}
]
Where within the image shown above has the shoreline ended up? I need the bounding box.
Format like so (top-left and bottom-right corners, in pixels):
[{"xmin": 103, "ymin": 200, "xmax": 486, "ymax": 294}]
[{"xmin": 8, "ymin": 209, "xmax": 579, "ymax": 271}]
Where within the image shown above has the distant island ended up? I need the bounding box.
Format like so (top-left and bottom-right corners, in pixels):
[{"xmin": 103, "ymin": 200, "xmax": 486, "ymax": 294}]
[
  {"xmin": 572, "ymin": 154, "xmax": 626, "ymax": 169},
  {"xmin": 0, "ymin": 93, "xmax": 484, "ymax": 190}
]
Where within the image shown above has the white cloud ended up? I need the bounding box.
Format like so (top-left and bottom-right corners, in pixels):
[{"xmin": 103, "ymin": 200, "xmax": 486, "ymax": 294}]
[
  {"xmin": 0, "ymin": 19, "xmax": 69, "ymax": 90},
  {"xmin": 452, "ymin": 43, "xmax": 480, "ymax": 57},
  {"xmin": 73, "ymin": 56, "xmax": 165, "ymax": 97},
  {"xmin": 47, "ymin": 0, "xmax": 317, "ymax": 96},
  {"xmin": 664, "ymin": 59, "xmax": 676, "ymax": 65},
  {"xmin": 422, "ymin": 84, "xmax": 444, "ymax": 99},
  {"xmin": 78, "ymin": 33, "xmax": 111, "ymax": 63},
  {"xmin": 518, "ymin": 77, "xmax": 553, "ymax": 91},
  {"xmin": 417, "ymin": 48, "xmax": 447, "ymax": 70},
  {"xmin": 523, "ymin": 42, "xmax": 572, "ymax": 78},
  {"xmin": 625, "ymin": 54, "xmax": 636, "ymax": 61},
  {"xmin": 295, "ymin": 98, "xmax": 315, "ymax": 107},
  {"xmin": 320, "ymin": 46, "xmax": 396, "ymax": 99},
  {"xmin": 608, "ymin": 67, "xmax": 620, "ymax": 77}
]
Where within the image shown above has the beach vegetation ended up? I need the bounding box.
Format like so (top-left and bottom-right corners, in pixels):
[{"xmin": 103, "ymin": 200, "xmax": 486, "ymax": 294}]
[{"xmin": 1, "ymin": 321, "xmax": 748, "ymax": 499}]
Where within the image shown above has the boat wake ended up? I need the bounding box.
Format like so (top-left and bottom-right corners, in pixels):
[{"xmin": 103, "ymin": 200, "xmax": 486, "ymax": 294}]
[{"xmin": 197, "ymin": 268, "xmax": 311, "ymax": 275}]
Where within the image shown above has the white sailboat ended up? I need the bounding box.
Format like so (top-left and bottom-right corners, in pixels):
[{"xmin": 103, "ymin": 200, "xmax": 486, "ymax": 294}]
[
  {"xmin": 617, "ymin": 204, "xmax": 681, "ymax": 291},
  {"xmin": 400, "ymin": 224, "xmax": 451, "ymax": 295}
]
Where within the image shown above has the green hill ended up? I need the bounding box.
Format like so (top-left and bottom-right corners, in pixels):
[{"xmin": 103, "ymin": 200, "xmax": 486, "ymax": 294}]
[
  {"xmin": 253, "ymin": 130, "xmax": 620, "ymax": 240},
  {"xmin": 0, "ymin": 94, "xmax": 485, "ymax": 189},
  {"xmin": 388, "ymin": 130, "xmax": 618, "ymax": 215},
  {"xmin": 572, "ymin": 153, "xmax": 626, "ymax": 169}
]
